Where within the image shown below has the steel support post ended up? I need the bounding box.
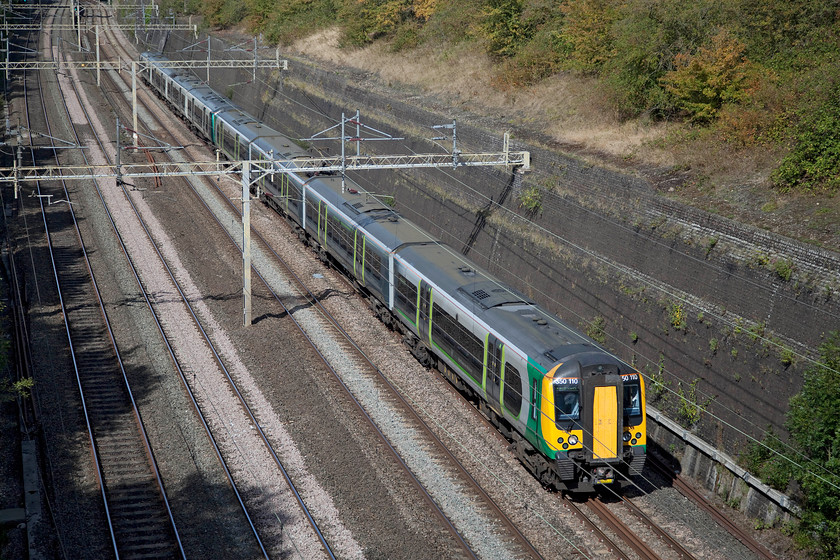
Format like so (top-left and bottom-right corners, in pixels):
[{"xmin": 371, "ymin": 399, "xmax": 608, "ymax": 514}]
[
  {"xmin": 340, "ymin": 113, "xmax": 346, "ymax": 193},
  {"xmin": 131, "ymin": 61, "xmax": 138, "ymax": 145},
  {"xmin": 242, "ymin": 161, "xmax": 252, "ymax": 326},
  {"xmin": 96, "ymin": 25, "xmax": 100, "ymax": 87}
]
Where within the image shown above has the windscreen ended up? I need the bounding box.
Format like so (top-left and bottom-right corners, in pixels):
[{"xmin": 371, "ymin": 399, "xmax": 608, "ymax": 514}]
[
  {"xmin": 622, "ymin": 374, "xmax": 642, "ymax": 421},
  {"xmin": 554, "ymin": 382, "xmax": 580, "ymax": 423}
]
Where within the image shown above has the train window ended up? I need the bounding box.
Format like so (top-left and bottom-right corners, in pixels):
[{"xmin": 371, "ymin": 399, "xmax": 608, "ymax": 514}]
[
  {"xmin": 623, "ymin": 379, "xmax": 642, "ymax": 421},
  {"xmin": 192, "ymin": 100, "xmax": 202, "ymax": 124},
  {"xmin": 305, "ymin": 195, "xmax": 318, "ymax": 231},
  {"xmin": 554, "ymin": 387, "xmax": 580, "ymax": 423},
  {"xmin": 327, "ymin": 214, "xmax": 353, "ymax": 256},
  {"xmin": 288, "ymin": 180, "xmax": 301, "ymax": 213},
  {"xmin": 431, "ymin": 302, "xmax": 482, "ymax": 380},
  {"xmin": 223, "ymin": 126, "xmax": 236, "ymax": 157},
  {"xmin": 503, "ymin": 363, "xmax": 522, "ymax": 416},
  {"xmin": 395, "ymin": 273, "xmax": 418, "ymax": 322},
  {"xmin": 430, "ymin": 303, "xmax": 455, "ymax": 360},
  {"xmin": 364, "ymin": 246, "xmax": 383, "ymax": 288},
  {"xmin": 204, "ymin": 110, "xmax": 212, "ymax": 142}
]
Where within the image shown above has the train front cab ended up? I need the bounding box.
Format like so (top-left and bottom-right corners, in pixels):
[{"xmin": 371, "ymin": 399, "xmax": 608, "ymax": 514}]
[{"xmin": 539, "ymin": 353, "xmax": 646, "ymax": 492}]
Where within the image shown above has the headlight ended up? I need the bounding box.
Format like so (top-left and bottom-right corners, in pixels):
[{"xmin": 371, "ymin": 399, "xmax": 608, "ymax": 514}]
[
  {"xmin": 557, "ymin": 436, "xmax": 564, "ymax": 444},
  {"xmin": 623, "ymin": 432, "xmax": 631, "ymax": 442},
  {"xmin": 635, "ymin": 432, "xmax": 642, "ymax": 439},
  {"xmin": 568, "ymin": 435, "xmax": 579, "ymax": 446}
]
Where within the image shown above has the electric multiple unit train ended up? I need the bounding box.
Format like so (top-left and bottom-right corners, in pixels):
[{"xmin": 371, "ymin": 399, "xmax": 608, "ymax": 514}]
[{"xmin": 140, "ymin": 51, "xmax": 647, "ymax": 491}]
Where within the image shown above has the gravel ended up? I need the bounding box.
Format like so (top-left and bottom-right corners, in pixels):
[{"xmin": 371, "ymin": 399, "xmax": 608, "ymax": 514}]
[{"xmin": 6, "ymin": 11, "xmax": 796, "ymax": 559}]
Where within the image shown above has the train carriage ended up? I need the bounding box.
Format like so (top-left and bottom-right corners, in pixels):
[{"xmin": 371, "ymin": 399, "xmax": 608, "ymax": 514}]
[{"xmin": 139, "ymin": 51, "xmax": 647, "ymax": 492}]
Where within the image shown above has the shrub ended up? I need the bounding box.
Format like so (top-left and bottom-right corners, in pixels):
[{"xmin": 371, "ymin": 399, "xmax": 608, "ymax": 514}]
[
  {"xmin": 585, "ymin": 315, "xmax": 606, "ymax": 344},
  {"xmin": 647, "ymin": 354, "xmax": 669, "ymax": 402},
  {"xmin": 740, "ymin": 427, "xmax": 794, "ymax": 492},
  {"xmin": 517, "ymin": 184, "xmax": 543, "ymax": 214},
  {"xmin": 661, "ymin": 30, "xmax": 752, "ymax": 123},
  {"xmin": 495, "ymin": 24, "xmax": 565, "ymax": 87},
  {"xmin": 779, "ymin": 346, "xmax": 795, "ymax": 368},
  {"xmin": 558, "ymin": 0, "xmax": 617, "ymax": 73},
  {"xmin": 202, "ymin": 0, "xmax": 247, "ymax": 27},
  {"xmin": 784, "ymin": 331, "xmax": 840, "ymax": 559},
  {"xmin": 338, "ymin": 0, "xmax": 438, "ymax": 47},
  {"xmin": 773, "ymin": 84, "xmax": 840, "ymax": 194},
  {"xmin": 481, "ymin": 0, "xmax": 532, "ymax": 58},
  {"xmin": 676, "ymin": 378, "xmax": 710, "ymax": 428},
  {"xmin": 774, "ymin": 259, "xmax": 794, "ymax": 282},
  {"xmin": 0, "ymin": 377, "xmax": 33, "ymax": 402},
  {"xmin": 602, "ymin": 0, "xmax": 723, "ymax": 118},
  {"xmin": 257, "ymin": 0, "xmax": 340, "ymax": 45},
  {"xmin": 668, "ymin": 301, "xmax": 686, "ymax": 331}
]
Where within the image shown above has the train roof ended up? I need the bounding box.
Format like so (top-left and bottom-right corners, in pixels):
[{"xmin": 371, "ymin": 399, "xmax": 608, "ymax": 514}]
[
  {"xmin": 306, "ymin": 171, "xmax": 600, "ymax": 370},
  {"xmin": 143, "ymin": 52, "xmax": 310, "ymax": 162},
  {"xmin": 307, "ymin": 175, "xmax": 436, "ymax": 250},
  {"xmin": 395, "ymin": 243, "xmax": 593, "ymax": 368},
  {"xmin": 143, "ymin": 51, "xmax": 618, "ymax": 373}
]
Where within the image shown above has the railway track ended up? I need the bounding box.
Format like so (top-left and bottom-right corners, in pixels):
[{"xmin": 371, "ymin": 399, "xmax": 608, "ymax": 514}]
[
  {"xmin": 648, "ymin": 454, "xmax": 777, "ymax": 560},
  {"xmin": 91, "ymin": 10, "xmax": 546, "ymax": 557},
  {"xmin": 49, "ymin": 5, "xmax": 331, "ymax": 557},
  {"xmin": 20, "ymin": 5, "xmax": 184, "ymax": 557},
  {"xmin": 82, "ymin": 5, "xmax": 431, "ymax": 557},
  {"xmin": 5, "ymin": 3, "xmax": 280, "ymax": 557},
  {"xmin": 10, "ymin": 4, "xmax": 787, "ymax": 558}
]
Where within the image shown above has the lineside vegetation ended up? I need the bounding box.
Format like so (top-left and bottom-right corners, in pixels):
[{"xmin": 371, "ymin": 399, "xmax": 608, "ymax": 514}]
[
  {"xmin": 160, "ymin": 0, "xmax": 840, "ymax": 553},
  {"xmin": 184, "ymin": 0, "xmax": 840, "ymax": 195},
  {"xmin": 743, "ymin": 331, "xmax": 840, "ymax": 559}
]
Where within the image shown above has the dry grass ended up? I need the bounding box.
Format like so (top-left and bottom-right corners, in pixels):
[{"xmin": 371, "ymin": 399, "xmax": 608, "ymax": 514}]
[
  {"xmin": 290, "ymin": 28, "xmax": 677, "ymax": 164},
  {"xmin": 288, "ymin": 27, "xmax": 840, "ymax": 251}
]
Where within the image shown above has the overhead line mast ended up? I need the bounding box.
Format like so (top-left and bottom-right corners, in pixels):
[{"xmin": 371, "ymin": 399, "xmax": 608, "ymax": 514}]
[
  {"xmin": 3, "ymin": 120, "xmax": 530, "ymax": 325},
  {"xmin": 1, "ymin": 3, "xmax": 530, "ymax": 324}
]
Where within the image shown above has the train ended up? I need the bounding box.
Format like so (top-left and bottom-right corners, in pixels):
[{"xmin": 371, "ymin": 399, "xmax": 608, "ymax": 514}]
[{"xmin": 139, "ymin": 51, "xmax": 647, "ymax": 492}]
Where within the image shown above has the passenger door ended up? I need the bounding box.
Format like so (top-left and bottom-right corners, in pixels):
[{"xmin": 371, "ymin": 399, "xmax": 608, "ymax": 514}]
[
  {"xmin": 486, "ymin": 335, "xmax": 503, "ymax": 413},
  {"xmin": 418, "ymin": 281, "xmax": 432, "ymax": 344},
  {"xmin": 354, "ymin": 231, "xmax": 365, "ymax": 285}
]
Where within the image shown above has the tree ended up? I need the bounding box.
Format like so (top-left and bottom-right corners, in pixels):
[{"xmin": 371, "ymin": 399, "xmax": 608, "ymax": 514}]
[
  {"xmin": 772, "ymin": 82, "xmax": 840, "ymax": 194},
  {"xmin": 602, "ymin": 0, "xmax": 724, "ymax": 118},
  {"xmin": 786, "ymin": 331, "xmax": 840, "ymax": 559},
  {"xmin": 559, "ymin": 0, "xmax": 617, "ymax": 73},
  {"xmin": 661, "ymin": 30, "xmax": 752, "ymax": 122},
  {"xmin": 481, "ymin": 0, "xmax": 532, "ymax": 58}
]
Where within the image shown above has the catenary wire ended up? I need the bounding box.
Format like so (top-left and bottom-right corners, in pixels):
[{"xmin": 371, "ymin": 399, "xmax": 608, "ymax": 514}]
[{"xmin": 146, "ymin": 30, "xmax": 840, "ymax": 493}]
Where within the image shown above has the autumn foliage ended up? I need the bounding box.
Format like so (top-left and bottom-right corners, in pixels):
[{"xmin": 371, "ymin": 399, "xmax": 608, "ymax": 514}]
[
  {"xmin": 197, "ymin": 0, "xmax": 840, "ymax": 188},
  {"xmin": 660, "ymin": 31, "xmax": 751, "ymax": 123}
]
